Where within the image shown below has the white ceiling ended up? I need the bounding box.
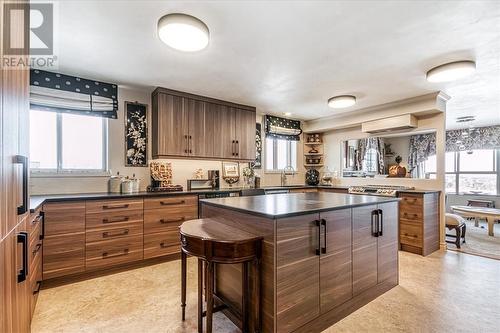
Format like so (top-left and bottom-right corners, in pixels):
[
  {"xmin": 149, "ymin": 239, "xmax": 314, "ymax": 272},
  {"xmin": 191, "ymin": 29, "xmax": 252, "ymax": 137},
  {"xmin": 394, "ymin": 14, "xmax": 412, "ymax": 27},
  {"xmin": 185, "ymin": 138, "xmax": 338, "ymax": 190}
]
[{"xmin": 55, "ymin": 0, "xmax": 500, "ymax": 129}]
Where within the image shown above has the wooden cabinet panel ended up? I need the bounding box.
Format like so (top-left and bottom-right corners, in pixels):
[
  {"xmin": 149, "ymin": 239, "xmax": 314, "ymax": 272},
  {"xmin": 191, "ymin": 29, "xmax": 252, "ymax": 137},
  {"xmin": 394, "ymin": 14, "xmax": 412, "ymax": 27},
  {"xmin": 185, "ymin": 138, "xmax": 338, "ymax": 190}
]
[
  {"xmin": 187, "ymin": 99, "xmax": 213, "ymax": 157},
  {"xmin": 86, "ymin": 223, "xmax": 143, "ymax": 243},
  {"xmin": 43, "ymin": 233, "xmax": 85, "ymax": 279},
  {"xmin": 86, "ymin": 210, "xmax": 143, "ymax": 230},
  {"xmin": 144, "ymin": 209, "xmax": 197, "ymax": 235},
  {"xmin": 143, "ymin": 231, "xmax": 180, "ymax": 259},
  {"xmin": 143, "ymin": 195, "xmax": 197, "ymax": 210},
  {"xmin": 319, "ymin": 209, "xmax": 352, "ymax": 313},
  {"xmin": 43, "ymin": 202, "xmax": 85, "ymax": 236},
  {"xmin": 235, "ymin": 108, "xmax": 256, "ymax": 160},
  {"xmin": 400, "ymin": 222, "xmax": 422, "ymax": 247},
  {"xmin": 85, "ymin": 236, "xmax": 143, "ymax": 271},
  {"xmin": 352, "ymin": 205, "xmax": 378, "ymax": 296},
  {"xmin": 377, "ymin": 202, "xmax": 399, "ymax": 284},
  {"xmin": 153, "ymin": 93, "xmax": 189, "ymax": 157},
  {"xmin": 85, "ymin": 198, "xmax": 143, "ymax": 214},
  {"xmin": 276, "ymin": 214, "xmax": 320, "ymax": 332},
  {"xmin": 212, "ymin": 103, "xmax": 235, "ymax": 159}
]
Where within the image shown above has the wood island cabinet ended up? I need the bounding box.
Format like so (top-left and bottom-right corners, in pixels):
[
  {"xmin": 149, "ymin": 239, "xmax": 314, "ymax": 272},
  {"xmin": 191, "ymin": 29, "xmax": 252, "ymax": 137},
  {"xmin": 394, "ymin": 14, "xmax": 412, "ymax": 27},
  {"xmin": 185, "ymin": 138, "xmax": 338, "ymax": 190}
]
[{"xmin": 152, "ymin": 87, "xmax": 256, "ymax": 161}]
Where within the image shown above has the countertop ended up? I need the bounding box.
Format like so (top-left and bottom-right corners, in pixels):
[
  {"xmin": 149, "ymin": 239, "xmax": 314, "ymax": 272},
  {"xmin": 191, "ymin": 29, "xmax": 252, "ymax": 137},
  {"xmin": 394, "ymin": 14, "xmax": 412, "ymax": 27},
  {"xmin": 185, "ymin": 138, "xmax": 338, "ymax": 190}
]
[
  {"xmin": 200, "ymin": 192, "xmax": 400, "ymax": 219},
  {"xmin": 29, "ymin": 184, "xmax": 438, "ymax": 213}
]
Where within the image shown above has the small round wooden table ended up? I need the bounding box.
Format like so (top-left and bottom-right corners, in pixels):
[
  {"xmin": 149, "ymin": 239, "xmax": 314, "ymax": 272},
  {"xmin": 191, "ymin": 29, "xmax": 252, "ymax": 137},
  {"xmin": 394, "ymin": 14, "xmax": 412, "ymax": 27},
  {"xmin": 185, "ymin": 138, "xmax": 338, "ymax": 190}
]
[{"xmin": 180, "ymin": 218, "xmax": 263, "ymax": 333}]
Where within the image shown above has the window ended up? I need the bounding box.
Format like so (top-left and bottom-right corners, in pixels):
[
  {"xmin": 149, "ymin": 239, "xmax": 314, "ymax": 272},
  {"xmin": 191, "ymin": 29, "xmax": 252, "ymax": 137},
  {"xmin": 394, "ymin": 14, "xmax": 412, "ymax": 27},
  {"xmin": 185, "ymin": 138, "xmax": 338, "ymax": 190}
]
[
  {"xmin": 30, "ymin": 110, "xmax": 108, "ymax": 173},
  {"xmin": 362, "ymin": 148, "xmax": 378, "ymax": 173},
  {"xmin": 265, "ymin": 137, "xmax": 297, "ymax": 172},
  {"xmin": 439, "ymin": 149, "xmax": 499, "ymax": 195}
]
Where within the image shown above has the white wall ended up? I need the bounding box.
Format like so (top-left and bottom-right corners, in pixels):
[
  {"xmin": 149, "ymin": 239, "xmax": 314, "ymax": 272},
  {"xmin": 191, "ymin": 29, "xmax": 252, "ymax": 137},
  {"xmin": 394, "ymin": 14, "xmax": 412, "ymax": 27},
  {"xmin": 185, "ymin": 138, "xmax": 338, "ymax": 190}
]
[{"xmin": 30, "ymin": 87, "xmax": 305, "ymax": 195}]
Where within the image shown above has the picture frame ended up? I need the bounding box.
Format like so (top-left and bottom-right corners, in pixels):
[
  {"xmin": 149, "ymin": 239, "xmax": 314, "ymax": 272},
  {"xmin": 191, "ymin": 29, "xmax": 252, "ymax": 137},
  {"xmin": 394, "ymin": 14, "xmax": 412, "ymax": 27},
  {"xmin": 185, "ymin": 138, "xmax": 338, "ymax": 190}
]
[
  {"xmin": 124, "ymin": 101, "xmax": 148, "ymax": 167},
  {"xmin": 222, "ymin": 161, "xmax": 240, "ymax": 178}
]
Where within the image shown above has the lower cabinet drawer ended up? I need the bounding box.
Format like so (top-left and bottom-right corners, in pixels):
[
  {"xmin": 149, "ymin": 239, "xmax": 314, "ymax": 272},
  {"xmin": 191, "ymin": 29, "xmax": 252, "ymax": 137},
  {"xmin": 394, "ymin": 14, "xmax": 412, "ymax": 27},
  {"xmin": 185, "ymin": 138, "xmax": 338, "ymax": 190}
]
[
  {"xmin": 400, "ymin": 223, "xmax": 422, "ymax": 247},
  {"xmin": 30, "ymin": 252, "xmax": 43, "ymax": 317},
  {"xmin": 43, "ymin": 233, "xmax": 86, "ymax": 279},
  {"xmin": 144, "ymin": 195, "xmax": 198, "ymax": 210},
  {"xmin": 144, "ymin": 232, "xmax": 181, "ymax": 259},
  {"xmin": 86, "ymin": 236, "xmax": 143, "ymax": 271},
  {"xmin": 86, "ymin": 222, "xmax": 143, "ymax": 243},
  {"xmin": 29, "ymin": 236, "xmax": 43, "ymax": 273},
  {"xmin": 144, "ymin": 209, "xmax": 197, "ymax": 234},
  {"xmin": 86, "ymin": 210, "xmax": 144, "ymax": 229}
]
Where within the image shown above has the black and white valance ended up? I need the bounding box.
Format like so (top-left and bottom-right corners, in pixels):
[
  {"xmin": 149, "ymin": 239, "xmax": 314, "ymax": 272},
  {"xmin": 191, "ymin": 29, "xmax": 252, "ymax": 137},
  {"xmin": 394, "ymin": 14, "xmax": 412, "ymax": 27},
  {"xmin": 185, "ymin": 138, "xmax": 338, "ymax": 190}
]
[
  {"xmin": 30, "ymin": 69, "xmax": 118, "ymax": 119},
  {"xmin": 446, "ymin": 125, "xmax": 500, "ymax": 152},
  {"xmin": 265, "ymin": 115, "xmax": 302, "ymax": 141}
]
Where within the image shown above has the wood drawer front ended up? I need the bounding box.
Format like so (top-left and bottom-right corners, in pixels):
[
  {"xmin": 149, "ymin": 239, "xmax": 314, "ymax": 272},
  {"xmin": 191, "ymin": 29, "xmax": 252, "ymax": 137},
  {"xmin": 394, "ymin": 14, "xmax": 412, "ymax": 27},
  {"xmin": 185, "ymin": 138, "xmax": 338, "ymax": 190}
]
[
  {"xmin": 43, "ymin": 233, "xmax": 86, "ymax": 279},
  {"xmin": 43, "ymin": 202, "xmax": 86, "ymax": 236},
  {"xmin": 86, "ymin": 223, "xmax": 143, "ymax": 243},
  {"xmin": 86, "ymin": 198, "xmax": 143, "ymax": 214},
  {"xmin": 29, "ymin": 234, "xmax": 43, "ymax": 270},
  {"xmin": 400, "ymin": 223, "xmax": 422, "ymax": 247},
  {"xmin": 29, "ymin": 254, "xmax": 43, "ymax": 317},
  {"xmin": 28, "ymin": 208, "xmax": 42, "ymax": 234},
  {"xmin": 144, "ymin": 209, "xmax": 197, "ymax": 234},
  {"xmin": 29, "ymin": 215, "xmax": 43, "ymax": 246},
  {"xmin": 144, "ymin": 195, "xmax": 198, "ymax": 210},
  {"xmin": 86, "ymin": 236, "xmax": 143, "ymax": 271},
  {"xmin": 144, "ymin": 231, "xmax": 181, "ymax": 259},
  {"xmin": 399, "ymin": 207, "xmax": 423, "ymax": 222},
  {"xmin": 86, "ymin": 210, "xmax": 143, "ymax": 230},
  {"xmin": 399, "ymin": 195, "xmax": 423, "ymax": 208}
]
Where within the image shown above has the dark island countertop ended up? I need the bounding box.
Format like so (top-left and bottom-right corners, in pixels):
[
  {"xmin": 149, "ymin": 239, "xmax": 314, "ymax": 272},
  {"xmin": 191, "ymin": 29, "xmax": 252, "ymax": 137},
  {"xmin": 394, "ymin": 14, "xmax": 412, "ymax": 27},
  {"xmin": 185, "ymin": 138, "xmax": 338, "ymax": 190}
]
[{"xmin": 200, "ymin": 192, "xmax": 400, "ymax": 219}]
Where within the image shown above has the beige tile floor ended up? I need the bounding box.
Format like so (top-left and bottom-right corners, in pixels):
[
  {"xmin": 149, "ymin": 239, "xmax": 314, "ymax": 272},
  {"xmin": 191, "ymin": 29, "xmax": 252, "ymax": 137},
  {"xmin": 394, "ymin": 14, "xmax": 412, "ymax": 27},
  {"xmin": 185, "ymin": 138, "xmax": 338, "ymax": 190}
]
[{"xmin": 31, "ymin": 251, "xmax": 500, "ymax": 333}]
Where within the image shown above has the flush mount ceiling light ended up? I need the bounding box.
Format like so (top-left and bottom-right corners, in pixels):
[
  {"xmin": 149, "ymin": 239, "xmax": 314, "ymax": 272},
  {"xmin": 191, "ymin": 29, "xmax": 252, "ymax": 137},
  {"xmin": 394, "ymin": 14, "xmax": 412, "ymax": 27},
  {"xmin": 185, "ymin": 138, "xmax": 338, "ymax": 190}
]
[
  {"xmin": 157, "ymin": 13, "xmax": 209, "ymax": 52},
  {"xmin": 283, "ymin": 112, "xmax": 292, "ymax": 116},
  {"xmin": 426, "ymin": 61, "xmax": 476, "ymax": 83},
  {"xmin": 327, "ymin": 95, "xmax": 356, "ymax": 109}
]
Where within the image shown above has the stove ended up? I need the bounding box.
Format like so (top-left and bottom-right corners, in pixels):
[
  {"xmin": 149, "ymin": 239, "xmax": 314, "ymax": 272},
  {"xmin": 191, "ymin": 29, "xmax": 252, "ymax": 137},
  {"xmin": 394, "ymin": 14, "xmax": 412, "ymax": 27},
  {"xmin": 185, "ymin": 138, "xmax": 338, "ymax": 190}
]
[{"xmin": 348, "ymin": 185, "xmax": 415, "ymax": 197}]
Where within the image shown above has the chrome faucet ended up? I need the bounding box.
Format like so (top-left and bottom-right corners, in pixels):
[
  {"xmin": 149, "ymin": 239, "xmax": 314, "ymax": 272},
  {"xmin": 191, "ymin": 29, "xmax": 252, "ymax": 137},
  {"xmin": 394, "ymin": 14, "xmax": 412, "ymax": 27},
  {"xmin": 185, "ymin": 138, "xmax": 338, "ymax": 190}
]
[{"xmin": 281, "ymin": 166, "xmax": 295, "ymax": 186}]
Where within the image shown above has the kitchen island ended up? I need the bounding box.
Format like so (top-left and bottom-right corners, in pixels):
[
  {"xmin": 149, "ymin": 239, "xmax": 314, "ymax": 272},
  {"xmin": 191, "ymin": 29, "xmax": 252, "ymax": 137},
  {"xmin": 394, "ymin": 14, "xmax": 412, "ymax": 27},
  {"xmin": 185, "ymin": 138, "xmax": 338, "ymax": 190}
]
[{"xmin": 200, "ymin": 192, "xmax": 400, "ymax": 333}]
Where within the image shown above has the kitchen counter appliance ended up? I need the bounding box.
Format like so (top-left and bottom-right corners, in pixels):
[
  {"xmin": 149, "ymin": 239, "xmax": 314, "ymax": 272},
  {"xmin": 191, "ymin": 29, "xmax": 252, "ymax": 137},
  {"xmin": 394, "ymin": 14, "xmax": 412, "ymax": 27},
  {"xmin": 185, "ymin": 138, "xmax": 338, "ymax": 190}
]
[{"xmin": 348, "ymin": 185, "xmax": 415, "ymax": 197}]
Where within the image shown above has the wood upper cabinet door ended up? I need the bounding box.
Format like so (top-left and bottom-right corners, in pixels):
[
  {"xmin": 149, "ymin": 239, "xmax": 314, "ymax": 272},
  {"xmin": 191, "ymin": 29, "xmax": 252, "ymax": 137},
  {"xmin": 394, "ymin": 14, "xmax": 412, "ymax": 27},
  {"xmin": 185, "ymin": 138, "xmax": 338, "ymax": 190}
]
[
  {"xmin": 186, "ymin": 99, "xmax": 213, "ymax": 157},
  {"xmin": 235, "ymin": 109, "xmax": 256, "ymax": 161},
  {"xmin": 377, "ymin": 201, "xmax": 399, "ymax": 284},
  {"xmin": 212, "ymin": 103, "xmax": 236, "ymax": 159},
  {"xmin": 153, "ymin": 93, "xmax": 189, "ymax": 157},
  {"xmin": 352, "ymin": 204, "xmax": 378, "ymax": 296},
  {"xmin": 276, "ymin": 213, "xmax": 320, "ymax": 333},
  {"xmin": 319, "ymin": 209, "xmax": 352, "ymax": 313}
]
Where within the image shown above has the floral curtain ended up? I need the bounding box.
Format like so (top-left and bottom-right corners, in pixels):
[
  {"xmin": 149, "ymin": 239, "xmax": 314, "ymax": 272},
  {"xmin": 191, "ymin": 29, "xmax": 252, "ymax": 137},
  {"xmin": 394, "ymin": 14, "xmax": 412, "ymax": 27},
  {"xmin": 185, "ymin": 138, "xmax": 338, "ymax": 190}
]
[
  {"xmin": 356, "ymin": 137, "xmax": 385, "ymax": 173},
  {"xmin": 446, "ymin": 125, "xmax": 500, "ymax": 152}
]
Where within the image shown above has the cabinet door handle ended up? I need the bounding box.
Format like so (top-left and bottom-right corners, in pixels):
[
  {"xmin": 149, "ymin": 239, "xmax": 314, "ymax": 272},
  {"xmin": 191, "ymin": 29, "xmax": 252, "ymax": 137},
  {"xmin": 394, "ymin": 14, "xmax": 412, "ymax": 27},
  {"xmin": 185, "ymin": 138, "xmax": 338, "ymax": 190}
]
[
  {"xmin": 235, "ymin": 140, "xmax": 239, "ymax": 156},
  {"xmin": 102, "ymin": 204, "xmax": 129, "ymax": 210},
  {"xmin": 33, "ymin": 281, "xmax": 42, "ymax": 295},
  {"xmin": 160, "ymin": 217, "xmax": 185, "ymax": 224},
  {"xmin": 14, "ymin": 155, "xmax": 28, "ymax": 215},
  {"xmin": 315, "ymin": 220, "xmax": 321, "ymax": 255},
  {"xmin": 102, "ymin": 229, "xmax": 129, "ymax": 238},
  {"xmin": 17, "ymin": 232, "xmax": 28, "ymax": 283},
  {"xmin": 32, "ymin": 243, "xmax": 42, "ymax": 255},
  {"xmin": 371, "ymin": 210, "xmax": 379, "ymax": 237},
  {"xmin": 232, "ymin": 140, "xmax": 235, "ymax": 156},
  {"xmin": 102, "ymin": 248, "xmax": 129, "ymax": 259},
  {"xmin": 321, "ymin": 218, "xmax": 327, "ymax": 254},
  {"xmin": 102, "ymin": 216, "xmax": 129, "ymax": 224},
  {"xmin": 39, "ymin": 211, "xmax": 45, "ymax": 240},
  {"xmin": 378, "ymin": 209, "xmax": 383, "ymax": 237},
  {"xmin": 160, "ymin": 200, "xmax": 185, "ymax": 206}
]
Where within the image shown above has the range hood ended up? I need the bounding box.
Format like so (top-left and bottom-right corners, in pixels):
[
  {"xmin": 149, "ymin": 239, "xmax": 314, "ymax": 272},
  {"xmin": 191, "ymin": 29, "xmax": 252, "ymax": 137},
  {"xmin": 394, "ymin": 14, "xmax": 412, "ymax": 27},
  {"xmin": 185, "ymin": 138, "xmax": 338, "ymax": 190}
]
[{"xmin": 361, "ymin": 114, "xmax": 417, "ymax": 133}]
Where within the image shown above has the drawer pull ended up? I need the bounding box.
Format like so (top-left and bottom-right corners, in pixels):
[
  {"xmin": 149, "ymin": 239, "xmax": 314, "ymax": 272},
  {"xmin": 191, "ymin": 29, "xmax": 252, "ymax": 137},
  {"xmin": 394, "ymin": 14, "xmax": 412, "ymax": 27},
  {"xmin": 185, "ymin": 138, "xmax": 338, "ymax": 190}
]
[
  {"xmin": 403, "ymin": 233, "xmax": 418, "ymax": 238},
  {"xmin": 403, "ymin": 198, "xmax": 417, "ymax": 204},
  {"xmin": 102, "ymin": 216, "xmax": 129, "ymax": 224},
  {"xmin": 102, "ymin": 204, "xmax": 130, "ymax": 210},
  {"xmin": 32, "ymin": 243, "xmax": 42, "ymax": 255},
  {"xmin": 33, "ymin": 281, "xmax": 42, "ymax": 295},
  {"xmin": 160, "ymin": 217, "xmax": 185, "ymax": 224},
  {"xmin": 160, "ymin": 200, "xmax": 185, "ymax": 206},
  {"xmin": 403, "ymin": 212, "xmax": 419, "ymax": 218},
  {"xmin": 102, "ymin": 249, "xmax": 129, "ymax": 259},
  {"xmin": 160, "ymin": 242, "xmax": 169, "ymax": 248},
  {"xmin": 102, "ymin": 229, "xmax": 129, "ymax": 238},
  {"xmin": 31, "ymin": 214, "xmax": 43, "ymax": 225}
]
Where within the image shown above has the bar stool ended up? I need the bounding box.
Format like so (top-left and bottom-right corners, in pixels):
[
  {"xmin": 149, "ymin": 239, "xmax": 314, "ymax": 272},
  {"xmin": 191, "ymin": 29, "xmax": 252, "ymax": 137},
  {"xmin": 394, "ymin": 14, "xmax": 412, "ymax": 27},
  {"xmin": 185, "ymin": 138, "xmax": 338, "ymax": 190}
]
[{"xmin": 180, "ymin": 218, "xmax": 263, "ymax": 333}]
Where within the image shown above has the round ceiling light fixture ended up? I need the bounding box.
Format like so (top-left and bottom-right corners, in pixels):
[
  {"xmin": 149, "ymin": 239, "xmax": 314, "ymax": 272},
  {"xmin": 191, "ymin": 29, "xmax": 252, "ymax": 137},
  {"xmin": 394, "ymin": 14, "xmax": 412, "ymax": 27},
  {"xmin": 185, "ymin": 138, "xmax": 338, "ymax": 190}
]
[
  {"xmin": 158, "ymin": 13, "xmax": 209, "ymax": 52},
  {"xmin": 426, "ymin": 60, "xmax": 476, "ymax": 83},
  {"xmin": 328, "ymin": 95, "xmax": 356, "ymax": 109}
]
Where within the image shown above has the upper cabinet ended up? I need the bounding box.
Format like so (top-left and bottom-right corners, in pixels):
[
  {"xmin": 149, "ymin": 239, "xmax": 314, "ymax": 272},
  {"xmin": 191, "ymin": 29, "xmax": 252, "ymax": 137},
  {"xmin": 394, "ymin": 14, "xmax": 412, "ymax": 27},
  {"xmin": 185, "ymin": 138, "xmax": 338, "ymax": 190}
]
[{"xmin": 152, "ymin": 88, "xmax": 256, "ymax": 161}]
